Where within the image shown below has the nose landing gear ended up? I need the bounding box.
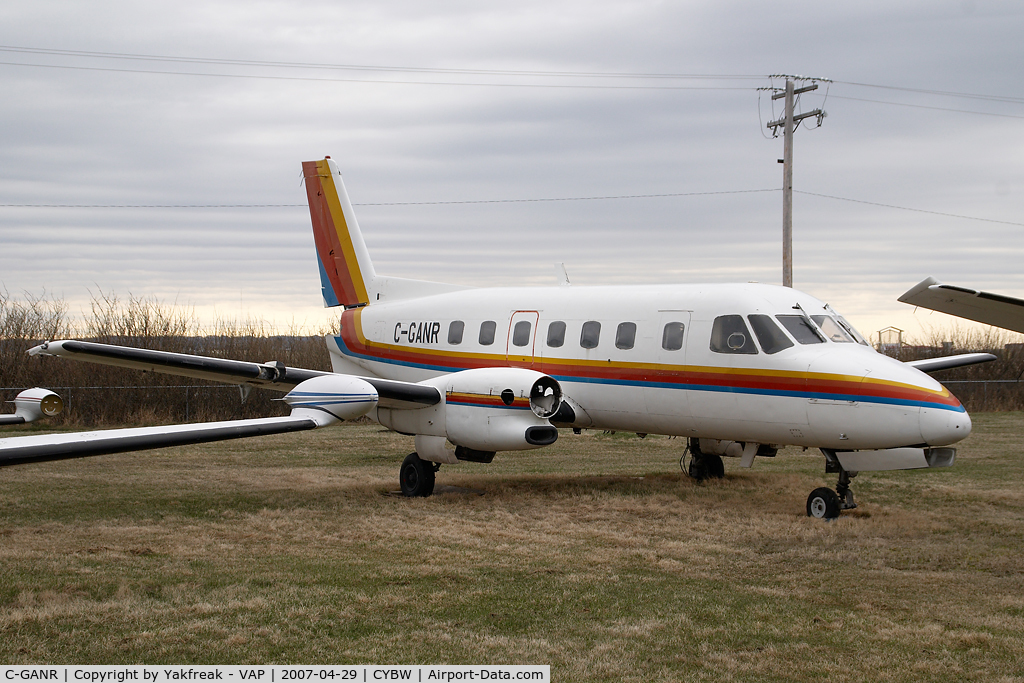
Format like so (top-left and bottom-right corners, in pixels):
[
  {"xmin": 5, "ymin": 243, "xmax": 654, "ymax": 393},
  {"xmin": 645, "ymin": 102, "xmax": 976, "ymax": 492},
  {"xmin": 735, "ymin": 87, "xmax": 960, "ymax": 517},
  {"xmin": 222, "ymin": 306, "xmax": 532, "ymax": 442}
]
[{"xmin": 806, "ymin": 450, "xmax": 858, "ymax": 519}]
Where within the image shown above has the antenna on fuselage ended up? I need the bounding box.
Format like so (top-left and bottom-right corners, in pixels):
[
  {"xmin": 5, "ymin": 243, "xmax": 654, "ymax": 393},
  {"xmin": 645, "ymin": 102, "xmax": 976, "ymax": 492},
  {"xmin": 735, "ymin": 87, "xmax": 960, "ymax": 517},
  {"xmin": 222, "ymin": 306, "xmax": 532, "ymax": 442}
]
[{"xmin": 555, "ymin": 263, "xmax": 571, "ymax": 286}]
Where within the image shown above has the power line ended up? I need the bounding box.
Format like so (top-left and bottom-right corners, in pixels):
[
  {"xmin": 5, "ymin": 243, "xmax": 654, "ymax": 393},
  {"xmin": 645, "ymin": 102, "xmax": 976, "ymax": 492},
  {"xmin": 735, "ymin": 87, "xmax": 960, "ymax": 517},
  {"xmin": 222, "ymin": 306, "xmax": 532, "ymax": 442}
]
[
  {"xmin": 829, "ymin": 94, "xmax": 1024, "ymax": 120},
  {"xmin": 0, "ymin": 189, "xmax": 778, "ymax": 209},
  {"xmin": 795, "ymin": 190, "xmax": 1024, "ymax": 227},
  {"xmin": 0, "ymin": 45, "xmax": 763, "ymax": 81},
  {"xmin": 6, "ymin": 45, "xmax": 1021, "ymax": 105},
  {"xmin": 0, "ymin": 60, "xmax": 760, "ymax": 90},
  {"xmin": 3, "ymin": 189, "xmax": 1020, "ymax": 229},
  {"xmin": 831, "ymin": 80, "xmax": 1024, "ymax": 105}
]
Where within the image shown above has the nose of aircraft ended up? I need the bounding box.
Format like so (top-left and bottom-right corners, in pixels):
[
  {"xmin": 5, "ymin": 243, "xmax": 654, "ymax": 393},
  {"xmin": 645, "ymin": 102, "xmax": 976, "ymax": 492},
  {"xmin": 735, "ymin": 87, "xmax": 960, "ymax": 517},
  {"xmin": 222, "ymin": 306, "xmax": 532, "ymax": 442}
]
[
  {"xmin": 862, "ymin": 351, "xmax": 973, "ymax": 447},
  {"xmin": 920, "ymin": 404, "xmax": 972, "ymax": 446}
]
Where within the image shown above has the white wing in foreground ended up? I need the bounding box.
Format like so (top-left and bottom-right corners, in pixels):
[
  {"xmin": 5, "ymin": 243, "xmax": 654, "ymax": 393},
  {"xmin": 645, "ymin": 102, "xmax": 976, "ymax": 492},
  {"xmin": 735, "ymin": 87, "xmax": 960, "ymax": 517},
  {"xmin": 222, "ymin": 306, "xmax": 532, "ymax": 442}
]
[{"xmin": 0, "ymin": 375, "xmax": 379, "ymax": 468}]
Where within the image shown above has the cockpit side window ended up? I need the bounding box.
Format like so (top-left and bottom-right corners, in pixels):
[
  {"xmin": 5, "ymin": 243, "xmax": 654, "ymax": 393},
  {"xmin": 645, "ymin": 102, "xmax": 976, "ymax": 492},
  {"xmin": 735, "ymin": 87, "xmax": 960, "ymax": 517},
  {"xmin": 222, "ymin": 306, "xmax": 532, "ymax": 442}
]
[
  {"xmin": 748, "ymin": 315, "xmax": 794, "ymax": 354},
  {"xmin": 710, "ymin": 315, "xmax": 758, "ymax": 354},
  {"xmin": 776, "ymin": 315, "xmax": 825, "ymax": 344},
  {"xmin": 811, "ymin": 315, "xmax": 854, "ymax": 343}
]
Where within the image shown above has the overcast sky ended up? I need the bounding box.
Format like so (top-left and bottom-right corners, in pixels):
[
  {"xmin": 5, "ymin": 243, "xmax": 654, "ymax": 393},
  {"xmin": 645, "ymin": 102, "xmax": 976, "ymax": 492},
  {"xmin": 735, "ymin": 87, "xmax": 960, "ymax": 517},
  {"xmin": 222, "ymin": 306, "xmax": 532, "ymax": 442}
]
[{"xmin": 1, "ymin": 0, "xmax": 1022, "ymax": 343}]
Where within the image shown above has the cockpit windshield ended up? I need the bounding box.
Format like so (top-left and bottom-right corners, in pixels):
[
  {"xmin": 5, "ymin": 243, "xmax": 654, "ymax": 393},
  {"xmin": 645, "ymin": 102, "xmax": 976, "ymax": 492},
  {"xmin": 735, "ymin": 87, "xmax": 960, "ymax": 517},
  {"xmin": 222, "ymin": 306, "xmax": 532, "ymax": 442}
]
[
  {"xmin": 835, "ymin": 315, "xmax": 870, "ymax": 346},
  {"xmin": 775, "ymin": 315, "xmax": 825, "ymax": 345},
  {"xmin": 811, "ymin": 315, "xmax": 854, "ymax": 343}
]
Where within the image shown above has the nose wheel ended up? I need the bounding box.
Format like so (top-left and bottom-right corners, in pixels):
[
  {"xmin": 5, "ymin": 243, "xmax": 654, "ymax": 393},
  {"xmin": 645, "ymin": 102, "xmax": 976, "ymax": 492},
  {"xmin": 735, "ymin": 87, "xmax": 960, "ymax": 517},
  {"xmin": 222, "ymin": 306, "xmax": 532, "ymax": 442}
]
[
  {"xmin": 807, "ymin": 451, "xmax": 858, "ymax": 519},
  {"xmin": 400, "ymin": 452, "xmax": 438, "ymax": 497}
]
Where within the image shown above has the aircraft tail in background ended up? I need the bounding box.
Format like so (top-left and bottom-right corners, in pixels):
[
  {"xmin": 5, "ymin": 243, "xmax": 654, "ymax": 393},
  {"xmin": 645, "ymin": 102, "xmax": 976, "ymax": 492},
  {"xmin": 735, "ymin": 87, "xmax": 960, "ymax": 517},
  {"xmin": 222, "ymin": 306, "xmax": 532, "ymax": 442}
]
[
  {"xmin": 302, "ymin": 157, "xmax": 465, "ymax": 307},
  {"xmin": 302, "ymin": 157, "xmax": 377, "ymax": 308}
]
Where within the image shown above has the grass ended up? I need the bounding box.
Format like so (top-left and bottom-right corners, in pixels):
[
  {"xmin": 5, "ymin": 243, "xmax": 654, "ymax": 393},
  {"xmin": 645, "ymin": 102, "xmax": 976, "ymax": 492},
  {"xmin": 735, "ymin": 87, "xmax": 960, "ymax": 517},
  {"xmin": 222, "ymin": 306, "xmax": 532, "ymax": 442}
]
[{"xmin": 1, "ymin": 415, "xmax": 1023, "ymax": 681}]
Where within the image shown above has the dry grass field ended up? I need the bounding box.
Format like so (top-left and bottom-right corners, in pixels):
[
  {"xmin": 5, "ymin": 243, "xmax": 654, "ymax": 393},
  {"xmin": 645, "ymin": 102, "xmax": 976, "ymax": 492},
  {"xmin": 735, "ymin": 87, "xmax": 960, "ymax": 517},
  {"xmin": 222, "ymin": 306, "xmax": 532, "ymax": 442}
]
[{"xmin": 1, "ymin": 414, "xmax": 1023, "ymax": 681}]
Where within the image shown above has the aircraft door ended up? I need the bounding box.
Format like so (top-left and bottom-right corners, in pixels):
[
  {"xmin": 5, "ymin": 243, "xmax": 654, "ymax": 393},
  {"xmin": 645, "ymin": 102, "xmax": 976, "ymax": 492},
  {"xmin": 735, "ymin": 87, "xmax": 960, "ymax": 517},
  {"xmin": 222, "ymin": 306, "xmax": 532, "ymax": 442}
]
[
  {"xmin": 643, "ymin": 311, "xmax": 692, "ymax": 430},
  {"xmin": 506, "ymin": 310, "xmax": 539, "ymax": 368}
]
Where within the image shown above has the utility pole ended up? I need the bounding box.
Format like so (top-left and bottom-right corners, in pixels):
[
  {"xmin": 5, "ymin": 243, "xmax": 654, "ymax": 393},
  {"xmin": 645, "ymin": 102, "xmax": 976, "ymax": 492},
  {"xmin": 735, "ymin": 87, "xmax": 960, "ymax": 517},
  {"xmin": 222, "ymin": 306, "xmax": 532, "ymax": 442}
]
[{"xmin": 765, "ymin": 76, "xmax": 827, "ymax": 288}]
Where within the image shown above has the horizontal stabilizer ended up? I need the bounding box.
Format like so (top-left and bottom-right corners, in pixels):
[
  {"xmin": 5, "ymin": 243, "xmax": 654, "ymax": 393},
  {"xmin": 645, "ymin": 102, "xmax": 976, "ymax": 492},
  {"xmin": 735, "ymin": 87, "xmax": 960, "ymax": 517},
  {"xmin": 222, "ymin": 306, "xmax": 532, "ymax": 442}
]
[
  {"xmin": 899, "ymin": 277, "xmax": 1024, "ymax": 334},
  {"xmin": 904, "ymin": 352, "xmax": 997, "ymax": 373},
  {"xmin": 0, "ymin": 415, "xmax": 318, "ymax": 468}
]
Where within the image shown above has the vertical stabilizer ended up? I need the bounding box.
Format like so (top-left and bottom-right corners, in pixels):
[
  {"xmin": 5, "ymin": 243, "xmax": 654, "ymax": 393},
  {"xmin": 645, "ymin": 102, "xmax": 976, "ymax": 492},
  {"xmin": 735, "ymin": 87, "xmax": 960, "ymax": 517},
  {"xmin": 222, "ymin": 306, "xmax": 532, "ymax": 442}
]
[{"xmin": 302, "ymin": 158, "xmax": 377, "ymax": 307}]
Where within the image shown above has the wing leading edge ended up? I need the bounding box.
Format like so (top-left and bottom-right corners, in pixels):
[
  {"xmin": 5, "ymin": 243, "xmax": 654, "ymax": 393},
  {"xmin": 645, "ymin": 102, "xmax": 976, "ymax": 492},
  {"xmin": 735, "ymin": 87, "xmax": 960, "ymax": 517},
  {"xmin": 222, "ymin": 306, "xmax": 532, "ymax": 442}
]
[{"xmin": 899, "ymin": 277, "xmax": 1024, "ymax": 334}]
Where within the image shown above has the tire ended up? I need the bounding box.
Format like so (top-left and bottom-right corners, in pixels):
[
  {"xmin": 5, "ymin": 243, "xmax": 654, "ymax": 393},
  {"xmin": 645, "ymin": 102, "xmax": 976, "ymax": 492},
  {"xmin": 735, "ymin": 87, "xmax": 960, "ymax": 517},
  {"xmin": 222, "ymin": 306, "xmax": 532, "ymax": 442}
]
[
  {"xmin": 687, "ymin": 457, "xmax": 709, "ymax": 481},
  {"xmin": 400, "ymin": 452, "xmax": 435, "ymax": 497},
  {"xmin": 706, "ymin": 454, "xmax": 725, "ymax": 479},
  {"xmin": 806, "ymin": 487, "xmax": 840, "ymax": 519}
]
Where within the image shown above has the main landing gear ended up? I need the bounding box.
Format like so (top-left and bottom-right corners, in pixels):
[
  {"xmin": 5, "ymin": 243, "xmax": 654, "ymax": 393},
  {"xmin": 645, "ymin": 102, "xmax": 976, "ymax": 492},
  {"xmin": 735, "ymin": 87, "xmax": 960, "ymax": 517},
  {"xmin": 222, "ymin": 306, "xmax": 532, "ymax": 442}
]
[
  {"xmin": 683, "ymin": 438, "xmax": 725, "ymax": 481},
  {"xmin": 400, "ymin": 452, "xmax": 439, "ymax": 497},
  {"xmin": 806, "ymin": 450, "xmax": 858, "ymax": 519}
]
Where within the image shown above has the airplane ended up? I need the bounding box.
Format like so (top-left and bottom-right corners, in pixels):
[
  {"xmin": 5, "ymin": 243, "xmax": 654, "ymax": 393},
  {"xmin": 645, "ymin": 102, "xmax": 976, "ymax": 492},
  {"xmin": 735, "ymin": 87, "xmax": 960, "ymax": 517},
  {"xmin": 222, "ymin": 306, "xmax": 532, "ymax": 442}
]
[
  {"xmin": 0, "ymin": 157, "xmax": 998, "ymax": 519},
  {"xmin": 900, "ymin": 277, "xmax": 1024, "ymax": 334}
]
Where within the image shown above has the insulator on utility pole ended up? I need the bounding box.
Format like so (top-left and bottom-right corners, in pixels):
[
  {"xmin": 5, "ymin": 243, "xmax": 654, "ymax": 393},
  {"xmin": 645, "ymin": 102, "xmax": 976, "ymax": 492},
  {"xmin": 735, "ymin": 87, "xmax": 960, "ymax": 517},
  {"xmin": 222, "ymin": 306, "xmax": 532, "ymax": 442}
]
[{"xmin": 764, "ymin": 76, "xmax": 827, "ymax": 288}]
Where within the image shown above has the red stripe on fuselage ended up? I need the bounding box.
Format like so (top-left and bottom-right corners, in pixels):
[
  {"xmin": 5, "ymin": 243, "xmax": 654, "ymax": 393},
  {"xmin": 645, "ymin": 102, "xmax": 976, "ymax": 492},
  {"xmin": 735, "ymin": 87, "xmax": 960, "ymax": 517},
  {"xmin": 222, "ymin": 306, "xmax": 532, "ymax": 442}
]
[{"xmin": 339, "ymin": 310, "xmax": 961, "ymax": 410}]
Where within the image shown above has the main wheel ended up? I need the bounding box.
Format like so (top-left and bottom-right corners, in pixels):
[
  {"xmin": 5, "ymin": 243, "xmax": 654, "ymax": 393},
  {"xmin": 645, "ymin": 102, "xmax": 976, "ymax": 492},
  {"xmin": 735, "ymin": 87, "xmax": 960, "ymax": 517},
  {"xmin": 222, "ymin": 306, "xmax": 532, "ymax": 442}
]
[
  {"xmin": 705, "ymin": 454, "xmax": 725, "ymax": 479},
  {"xmin": 806, "ymin": 487, "xmax": 840, "ymax": 519},
  {"xmin": 687, "ymin": 456, "xmax": 709, "ymax": 481},
  {"xmin": 688, "ymin": 454, "xmax": 724, "ymax": 481},
  {"xmin": 400, "ymin": 452, "xmax": 436, "ymax": 497}
]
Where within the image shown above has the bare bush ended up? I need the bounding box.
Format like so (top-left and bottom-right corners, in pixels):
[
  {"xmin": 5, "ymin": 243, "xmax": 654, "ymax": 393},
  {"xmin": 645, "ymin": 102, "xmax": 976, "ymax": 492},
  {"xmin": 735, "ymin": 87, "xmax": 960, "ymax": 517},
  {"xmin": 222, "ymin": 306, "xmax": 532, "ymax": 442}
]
[
  {"xmin": 1, "ymin": 291, "xmax": 334, "ymax": 427},
  {"xmin": 890, "ymin": 324, "xmax": 1024, "ymax": 411}
]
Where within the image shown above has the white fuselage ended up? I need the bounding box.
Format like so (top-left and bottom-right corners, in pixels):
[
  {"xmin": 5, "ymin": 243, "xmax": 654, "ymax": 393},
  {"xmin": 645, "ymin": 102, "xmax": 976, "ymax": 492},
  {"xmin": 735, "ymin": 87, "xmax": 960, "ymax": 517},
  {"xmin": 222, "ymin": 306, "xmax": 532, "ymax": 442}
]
[{"xmin": 328, "ymin": 282, "xmax": 970, "ymax": 451}]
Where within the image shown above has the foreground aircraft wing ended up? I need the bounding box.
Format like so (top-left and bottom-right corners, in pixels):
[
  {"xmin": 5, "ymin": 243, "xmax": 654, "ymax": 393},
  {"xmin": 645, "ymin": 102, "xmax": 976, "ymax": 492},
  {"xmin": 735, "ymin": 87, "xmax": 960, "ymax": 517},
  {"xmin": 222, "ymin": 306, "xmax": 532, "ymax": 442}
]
[
  {"xmin": 899, "ymin": 277, "xmax": 1024, "ymax": 334},
  {"xmin": 0, "ymin": 373, "xmax": 394, "ymax": 468},
  {"xmin": 27, "ymin": 340, "xmax": 439, "ymax": 408},
  {"xmin": 0, "ymin": 416, "xmax": 319, "ymax": 468}
]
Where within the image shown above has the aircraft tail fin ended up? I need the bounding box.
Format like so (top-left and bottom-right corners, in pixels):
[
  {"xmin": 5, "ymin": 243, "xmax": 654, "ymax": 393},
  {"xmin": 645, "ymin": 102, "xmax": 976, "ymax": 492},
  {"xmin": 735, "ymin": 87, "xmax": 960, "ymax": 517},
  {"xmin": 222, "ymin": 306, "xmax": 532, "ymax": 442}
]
[{"xmin": 302, "ymin": 157, "xmax": 377, "ymax": 308}]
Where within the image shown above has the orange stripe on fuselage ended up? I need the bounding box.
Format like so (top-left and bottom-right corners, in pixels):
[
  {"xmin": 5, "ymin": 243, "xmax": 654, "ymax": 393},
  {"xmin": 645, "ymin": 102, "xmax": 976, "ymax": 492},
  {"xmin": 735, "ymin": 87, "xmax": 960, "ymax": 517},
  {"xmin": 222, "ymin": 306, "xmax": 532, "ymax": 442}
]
[{"xmin": 340, "ymin": 309, "xmax": 961, "ymax": 410}]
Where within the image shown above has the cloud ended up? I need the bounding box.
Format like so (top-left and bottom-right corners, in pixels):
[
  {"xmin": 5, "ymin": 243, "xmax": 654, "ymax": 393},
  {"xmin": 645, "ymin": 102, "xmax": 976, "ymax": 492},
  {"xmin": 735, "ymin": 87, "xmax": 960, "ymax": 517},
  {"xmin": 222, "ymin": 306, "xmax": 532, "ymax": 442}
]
[{"xmin": 0, "ymin": 0, "xmax": 1022, "ymax": 340}]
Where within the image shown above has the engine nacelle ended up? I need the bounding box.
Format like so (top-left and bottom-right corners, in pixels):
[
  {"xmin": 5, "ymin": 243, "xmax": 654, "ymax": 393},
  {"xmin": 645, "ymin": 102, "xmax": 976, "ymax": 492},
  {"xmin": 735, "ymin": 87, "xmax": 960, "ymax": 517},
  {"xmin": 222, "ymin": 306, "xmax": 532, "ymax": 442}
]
[
  {"xmin": 8, "ymin": 388, "xmax": 65, "ymax": 424},
  {"xmin": 443, "ymin": 367, "xmax": 561, "ymax": 452},
  {"xmin": 283, "ymin": 375, "xmax": 378, "ymax": 426}
]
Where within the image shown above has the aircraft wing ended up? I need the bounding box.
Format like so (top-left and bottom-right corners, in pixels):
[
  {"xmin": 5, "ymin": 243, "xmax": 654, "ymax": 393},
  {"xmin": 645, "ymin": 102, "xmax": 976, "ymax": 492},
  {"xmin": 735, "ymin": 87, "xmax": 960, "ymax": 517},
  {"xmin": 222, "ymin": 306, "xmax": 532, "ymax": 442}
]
[
  {"xmin": 899, "ymin": 277, "xmax": 1024, "ymax": 334},
  {"xmin": 0, "ymin": 415, "xmax": 319, "ymax": 468},
  {"xmin": 27, "ymin": 340, "xmax": 439, "ymax": 408},
  {"xmin": 904, "ymin": 353, "xmax": 997, "ymax": 373}
]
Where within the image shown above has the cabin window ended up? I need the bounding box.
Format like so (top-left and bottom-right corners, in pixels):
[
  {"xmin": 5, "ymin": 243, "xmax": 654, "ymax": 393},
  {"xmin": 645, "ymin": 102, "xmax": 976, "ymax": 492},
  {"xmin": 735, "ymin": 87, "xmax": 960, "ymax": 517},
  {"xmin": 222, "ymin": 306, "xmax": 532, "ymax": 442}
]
[
  {"xmin": 776, "ymin": 315, "xmax": 825, "ymax": 344},
  {"xmin": 580, "ymin": 321, "xmax": 601, "ymax": 349},
  {"xmin": 479, "ymin": 320, "xmax": 497, "ymax": 345},
  {"xmin": 748, "ymin": 315, "xmax": 794, "ymax": 354},
  {"xmin": 710, "ymin": 315, "xmax": 758, "ymax": 354},
  {"xmin": 615, "ymin": 322, "xmax": 637, "ymax": 350},
  {"xmin": 448, "ymin": 320, "xmax": 465, "ymax": 345},
  {"xmin": 512, "ymin": 320, "xmax": 532, "ymax": 347},
  {"xmin": 547, "ymin": 321, "xmax": 566, "ymax": 347},
  {"xmin": 811, "ymin": 315, "xmax": 854, "ymax": 343},
  {"xmin": 662, "ymin": 322, "xmax": 685, "ymax": 351}
]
